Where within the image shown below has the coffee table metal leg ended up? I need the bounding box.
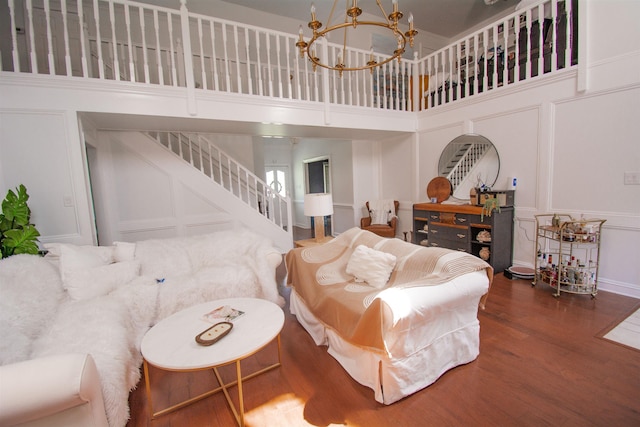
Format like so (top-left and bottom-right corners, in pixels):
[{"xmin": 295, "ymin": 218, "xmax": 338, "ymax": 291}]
[
  {"xmin": 212, "ymin": 334, "xmax": 281, "ymax": 426},
  {"xmin": 145, "ymin": 334, "xmax": 281, "ymax": 424},
  {"xmin": 213, "ymin": 362, "xmax": 244, "ymax": 427},
  {"xmin": 237, "ymin": 360, "xmax": 245, "ymax": 426},
  {"xmin": 143, "ymin": 359, "xmax": 155, "ymax": 419}
]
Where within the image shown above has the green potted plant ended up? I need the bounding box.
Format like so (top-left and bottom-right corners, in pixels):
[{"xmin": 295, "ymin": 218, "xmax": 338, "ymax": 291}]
[
  {"xmin": 481, "ymin": 196, "xmax": 501, "ymax": 222},
  {"xmin": 0, "ymin": 184, "xmax": 41, "ymax": 259}
]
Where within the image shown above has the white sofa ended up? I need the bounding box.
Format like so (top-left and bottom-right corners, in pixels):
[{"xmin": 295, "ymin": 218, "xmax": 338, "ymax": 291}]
[
  {"xmin": 0, "ymin": 229, "xmax": 283, "ymax": 427},
  {"xmin": 286, "ymin": 228, "xmax": 492, "ymax": 404}
]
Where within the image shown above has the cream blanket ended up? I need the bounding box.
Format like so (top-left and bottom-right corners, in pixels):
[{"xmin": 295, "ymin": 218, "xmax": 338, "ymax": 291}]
[
  {"xmin": 286, "ymin": 228, "xmax": 493, "ymax": 353},
  {"xmin": 369, "ymin": 199, "xmax": 396, "ymax": 224}
]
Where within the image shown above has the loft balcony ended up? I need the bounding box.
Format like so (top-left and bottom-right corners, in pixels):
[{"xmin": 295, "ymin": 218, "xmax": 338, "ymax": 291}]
[{"xmin": 0, "ymin": 0, "xmax": 578, "ymax": 114}]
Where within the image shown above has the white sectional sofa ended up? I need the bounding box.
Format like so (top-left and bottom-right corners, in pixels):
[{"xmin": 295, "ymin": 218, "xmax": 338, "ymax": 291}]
[{"xmin": 0, "ymin": 229, "xmax": 283, "ymax": 427}]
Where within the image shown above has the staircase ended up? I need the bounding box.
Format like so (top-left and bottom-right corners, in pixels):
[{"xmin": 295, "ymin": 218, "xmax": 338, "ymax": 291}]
[
  {"xmin": 443, "ymin": 142, "xmax": 492, "ymax": 190},
  {"xmin": 144, "ymin": 131, "xmax": 292, "ymax": 250}
]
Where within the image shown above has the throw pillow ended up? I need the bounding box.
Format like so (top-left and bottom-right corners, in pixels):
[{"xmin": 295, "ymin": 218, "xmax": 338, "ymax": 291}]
[
  {"xmin": 57, "ymin": 243, "xmax": 114, "ymax": 281},
  {"xmin": 113, "ymin": 241, "xmax": 136, "ymax": 262},
  {"xmin": 64, "ymin": 261, "xmax": 141, "ymax": 301},
  {"xmin": 346, "ymin": 245, "xmax": 397, "ymax": 289},
  {"xmin": 45, "ymin": 243, "xmax": 113, "ymax": 262}
]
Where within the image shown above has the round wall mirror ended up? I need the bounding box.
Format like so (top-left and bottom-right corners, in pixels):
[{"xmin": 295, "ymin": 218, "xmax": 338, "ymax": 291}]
[{"xmin": 438, "ymin": 134, "xmax": 500, "ymax": 200}]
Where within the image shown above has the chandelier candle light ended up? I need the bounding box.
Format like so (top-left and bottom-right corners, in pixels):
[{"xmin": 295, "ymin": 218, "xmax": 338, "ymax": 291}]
[{"xmin": 296, "ymin": 0, "xmax": 417, "ymax": 76}]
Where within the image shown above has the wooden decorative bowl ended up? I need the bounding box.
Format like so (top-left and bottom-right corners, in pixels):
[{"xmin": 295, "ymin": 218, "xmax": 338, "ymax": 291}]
[{"xmin": 195, "ymin": 322, "xmax": 233, "ymax": 346}]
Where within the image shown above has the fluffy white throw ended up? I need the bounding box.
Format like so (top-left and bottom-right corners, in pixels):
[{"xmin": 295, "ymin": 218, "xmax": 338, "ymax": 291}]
[{"xmin": 0, "ymin": 228, "xmax": 283, "ymax": 427}]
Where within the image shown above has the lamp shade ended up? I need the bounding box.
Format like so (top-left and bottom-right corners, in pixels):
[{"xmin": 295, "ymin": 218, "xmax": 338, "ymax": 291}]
[{"xmin": 304, "ymin": 193, "xmax": 333, "ymax": 217}]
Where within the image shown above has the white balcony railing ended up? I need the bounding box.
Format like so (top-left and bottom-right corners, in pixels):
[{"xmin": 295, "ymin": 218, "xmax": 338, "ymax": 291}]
[
  {"xmin": 1, "ymin": 0, "xmax": 578, "ymax": 111},
  {"xmin": 417, "ymin": 0, "xmax": 577, "ymax": 109}
]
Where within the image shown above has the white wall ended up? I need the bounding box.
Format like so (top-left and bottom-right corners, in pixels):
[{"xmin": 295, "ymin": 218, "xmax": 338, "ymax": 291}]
[
  {"xmin": 0, "ymin": 110, "xmax": 95, "ymax": 245},
  {"xmin": 343, "ymin": 134, "xmax": 416, "ymax": 240},
  {"xmin": 409, "ymin": 78, "xmax": 640, "ymax": 297},
  {"xmin": 0, "ymin": 1, "xmax": 638, "ymax": 297}
]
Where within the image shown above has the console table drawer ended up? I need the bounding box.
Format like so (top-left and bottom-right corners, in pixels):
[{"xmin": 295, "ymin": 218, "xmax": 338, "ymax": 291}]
[
  {"xmin": 427, "ymin": 240, "xmax": 468, "ymax": 252},
  {"xmin": 428, "ymin": 211, "xmax": 472, "ymax": 226},
  {"xmin": 428, "ymin": 224, "xmax": 469, "ymax": 243}
]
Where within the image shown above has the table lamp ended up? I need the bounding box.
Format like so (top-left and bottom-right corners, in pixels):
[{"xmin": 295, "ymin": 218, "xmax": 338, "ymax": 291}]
[{"xmin": 304, "ymin": 193, "xmax": 333, "ymax": 243}]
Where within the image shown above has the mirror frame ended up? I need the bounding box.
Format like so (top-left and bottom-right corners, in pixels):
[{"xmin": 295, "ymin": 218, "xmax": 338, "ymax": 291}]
[{"xmin": 438, "ymin": 134, "xmax": 500, "ymax": 199}]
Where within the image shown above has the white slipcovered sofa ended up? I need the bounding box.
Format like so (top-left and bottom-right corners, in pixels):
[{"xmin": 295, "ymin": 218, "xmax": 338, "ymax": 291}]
[
  {"xmin": 286, "ymin": 228, "xmax": 492, "ymax": 404},
  {"xmin": 0, "ymin": 229, "xmax": 283, "ymax": 427}
]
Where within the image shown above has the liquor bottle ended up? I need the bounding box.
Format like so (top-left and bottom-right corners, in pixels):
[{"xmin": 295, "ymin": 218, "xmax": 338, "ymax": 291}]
[
  {"xmin": 559, "ymin": 260, "xmax": 567, "ymax": 286},
  {"xmin": 538, "ymin": 252, "xmax": 547, "ymax": 271},
  {"xmin": 567, "ymin": 259, "xmax": 576, "ymax": 284},
  {"xmin": 577, "ymin": 261, "xmax": 585, "ymax": 284},
  {"xmin": 545, "ymin": 255, "xmax": 553, "ymax": 284}
]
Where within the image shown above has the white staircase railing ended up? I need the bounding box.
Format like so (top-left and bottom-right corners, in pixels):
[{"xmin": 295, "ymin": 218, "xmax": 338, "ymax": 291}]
[
  {"xmin": 447, "ymin": 142, "xmax": 491, "ymax": 190},
  {"xmin": 145, "ymin": 131, "xmax": 290, "ymax": 232}
]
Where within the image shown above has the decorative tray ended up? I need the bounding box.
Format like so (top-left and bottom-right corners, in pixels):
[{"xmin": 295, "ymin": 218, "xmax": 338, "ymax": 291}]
[{"xmin": 195, "ymin": 322, "xmax": 233, "ymax": 346}]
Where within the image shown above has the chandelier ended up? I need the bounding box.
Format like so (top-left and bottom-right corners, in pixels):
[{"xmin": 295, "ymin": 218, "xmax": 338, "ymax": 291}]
[{"xmin": 296, "ymin": 0, "xmax": 418, "ymax": 75}]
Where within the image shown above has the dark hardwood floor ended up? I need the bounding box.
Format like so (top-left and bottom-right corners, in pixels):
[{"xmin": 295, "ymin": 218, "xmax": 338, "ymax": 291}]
[{"xmin": 128, "ymin": 235, "xmax": 640, "ymax": 426}]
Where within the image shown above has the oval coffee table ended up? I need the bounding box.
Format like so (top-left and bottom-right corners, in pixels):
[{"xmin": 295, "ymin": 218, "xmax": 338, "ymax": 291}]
[{"xmin": 141, "ymin": 297, "xmax": 284, "ymax": 426}]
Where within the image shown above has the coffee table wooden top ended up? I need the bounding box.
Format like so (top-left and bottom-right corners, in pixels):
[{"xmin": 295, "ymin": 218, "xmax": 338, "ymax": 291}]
[{"xmin": 141, "ymin": 298, "xmax": 284, "ymax": 371}]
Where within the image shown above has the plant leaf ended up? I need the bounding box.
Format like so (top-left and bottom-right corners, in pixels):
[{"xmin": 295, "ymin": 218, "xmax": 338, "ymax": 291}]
[
  {"xmin": 1, "ymin": 185, "xmax": 31, "ymax": 226},
  {"xmin": 1, "ymin": 185, "xmax": 40, "ymax": 258},
  {"xmin": 2, "ymin": 225, "xmax": 40, "ymax": 256}
]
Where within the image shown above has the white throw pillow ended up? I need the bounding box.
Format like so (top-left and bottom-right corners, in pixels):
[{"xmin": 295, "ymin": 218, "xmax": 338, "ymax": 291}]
[
  {"xmin": 57, "ymin": 244, "xmax": 114, "ymax": 280},
  {"xmin": 113, "ymin": 241, "xmax": 136, "ymax": 262},
  {"xmin": 64, "ymin": 261, "xmax": 141, "ymax": 301},
  {"xmin": 346, "ymin": 245, "xmax": 397, "ymax": 289},
  {"xmin": 45, "ymin": 243, "xmax": 113, "ymax": 262}
]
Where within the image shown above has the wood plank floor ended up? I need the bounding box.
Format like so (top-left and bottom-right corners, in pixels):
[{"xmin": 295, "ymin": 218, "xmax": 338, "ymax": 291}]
[{"xmin": 127, "ymin": 265, "xmax": 640, "ymax": 426}]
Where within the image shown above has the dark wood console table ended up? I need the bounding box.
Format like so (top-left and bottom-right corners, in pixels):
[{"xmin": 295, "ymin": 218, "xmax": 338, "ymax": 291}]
[{"xmin": 413, "ymin": 203, "xmax": 514, "ymax": 273}]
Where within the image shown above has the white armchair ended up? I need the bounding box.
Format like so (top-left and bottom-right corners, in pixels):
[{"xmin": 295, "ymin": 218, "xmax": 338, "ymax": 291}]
[{"xmin": 0, "ymin": 353, "xmax": 108, "ymax": 427}]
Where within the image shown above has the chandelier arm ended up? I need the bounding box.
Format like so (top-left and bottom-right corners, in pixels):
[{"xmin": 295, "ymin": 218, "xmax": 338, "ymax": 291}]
[
  {"xmin": 309, "ymin": 21, "xmax": 407, "ymax": 47},
  {"xmin": 326, "ymin": 0, "xmax": 338, "ymax": 29},
  {"xmin": 375, "ymin": 0, "xmax": 392, "ymax": 26},
  {"xmin": 306, "ymin": 21, "xmax": 407, "ymax": 72},
  {"xmin": 308, "ymin": 50, "xmax": 401, "ymax": 72},
  {"xmin": 310, "ymin": 21, "xmax": 407, "ymax": 43},
  {"xmin": 297, "ymin": 2, "xmax": 416, "ymax": 75},
  {"xmin": 341, "ymin": 2, "xmax": 348, "ymax": 66}
]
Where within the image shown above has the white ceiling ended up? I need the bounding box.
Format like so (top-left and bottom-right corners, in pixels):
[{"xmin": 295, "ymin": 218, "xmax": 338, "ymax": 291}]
[
  {"xmin": 81, "ymin": 112, "xmax": 410, "ymax": 141},
  {"xmin": 216, "ymin": 0, "xmax": 518, "ymax": 40}
]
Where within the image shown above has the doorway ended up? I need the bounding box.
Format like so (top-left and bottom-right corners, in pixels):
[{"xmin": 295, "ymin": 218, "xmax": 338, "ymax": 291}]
[
  {"xmin": 304, "ymin": 156, "xmax": 332, "ymax": 236},
  {"xmin": 305, "ymin": 158, "xmax": 330, "ymax": 194}
]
